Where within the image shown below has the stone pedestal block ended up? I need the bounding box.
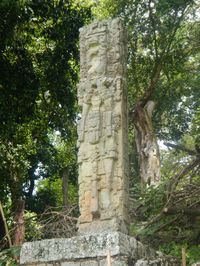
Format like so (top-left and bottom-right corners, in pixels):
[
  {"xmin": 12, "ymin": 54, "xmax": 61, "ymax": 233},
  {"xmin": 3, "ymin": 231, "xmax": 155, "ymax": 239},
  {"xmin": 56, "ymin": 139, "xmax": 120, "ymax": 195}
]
[{"xmin": 20, "ymin": 232, "xmax": 178, "ymax": 266}]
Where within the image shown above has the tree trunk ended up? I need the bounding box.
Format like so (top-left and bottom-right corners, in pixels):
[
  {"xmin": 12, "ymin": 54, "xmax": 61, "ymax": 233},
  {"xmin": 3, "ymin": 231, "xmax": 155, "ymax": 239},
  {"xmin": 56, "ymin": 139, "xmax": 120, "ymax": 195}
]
[
  {"xmin": 62, "ymin": 167, "xmax": 68, "ymax": 208},
  {"xmin": 13, "ymin": 199, "xmax": 25, "ymax": 246},
  {"xmin": 10, "ymin": 176, "xmax": 25, "ymax": 246},
  {"xmin": 133, "ymin": 100, "xmax": 161, "ymax": 185}
]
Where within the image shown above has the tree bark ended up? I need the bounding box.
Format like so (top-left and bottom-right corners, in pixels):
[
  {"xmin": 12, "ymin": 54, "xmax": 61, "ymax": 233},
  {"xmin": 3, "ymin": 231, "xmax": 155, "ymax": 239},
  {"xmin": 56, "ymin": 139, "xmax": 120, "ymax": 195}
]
[
  {"xmin": 10, "ymin": 175, "xmax": 25, "ymax": 246},
  {"xmin": 13, "ymin": 199, "xmax": 25, "ymax": 246},
  {"xmin": 133, "ymin": 100, "xmax": 161, "ymax": 185}
]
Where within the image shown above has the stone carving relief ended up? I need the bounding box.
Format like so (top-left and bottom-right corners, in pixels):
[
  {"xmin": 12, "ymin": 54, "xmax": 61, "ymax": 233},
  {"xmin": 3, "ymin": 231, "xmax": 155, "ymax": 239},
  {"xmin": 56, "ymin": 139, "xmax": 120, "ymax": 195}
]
[{"xmin": 77, "ymin": 19, "xmax": 129, "ymax": 234}]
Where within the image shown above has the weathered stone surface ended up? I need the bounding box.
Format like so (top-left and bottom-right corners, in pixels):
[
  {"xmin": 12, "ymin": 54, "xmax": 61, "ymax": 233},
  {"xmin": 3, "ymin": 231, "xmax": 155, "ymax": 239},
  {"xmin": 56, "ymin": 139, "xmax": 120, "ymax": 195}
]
[
  {"xmin": 61, "ymin": 262, "xmax": 81, "ymax": 266},
  {"xmin": 77, "ymin": 18, "xmax": 129, "ymax": 234},
  {"xmin": 20, "ymin": 232, "xmax": 134, "ymax": 264},
  {"xmin": 80, "ymin": 261, "xmax": 98, "ymax": 266},
  {"xmin": 20, "ymin": 232, "xmax": 177, "ymax": 266}
]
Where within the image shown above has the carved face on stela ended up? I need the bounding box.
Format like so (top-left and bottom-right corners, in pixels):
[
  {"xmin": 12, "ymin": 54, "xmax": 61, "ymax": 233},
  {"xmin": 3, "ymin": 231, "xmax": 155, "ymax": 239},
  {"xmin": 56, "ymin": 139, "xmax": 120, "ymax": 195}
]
[{"xmin": 87, "ymin": 37, "xmax": 106, "ymax": 78}]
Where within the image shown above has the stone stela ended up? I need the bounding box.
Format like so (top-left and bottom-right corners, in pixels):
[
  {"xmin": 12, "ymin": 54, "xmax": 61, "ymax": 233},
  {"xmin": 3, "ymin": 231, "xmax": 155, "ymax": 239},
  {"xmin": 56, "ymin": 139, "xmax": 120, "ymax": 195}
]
[
  {"xmin": 77, "ymin": 19, "xmax": 129, "ymax": 234},
  {"xmin": 20, "ymin": 19, "xmax": 177, "ymax": 266}
]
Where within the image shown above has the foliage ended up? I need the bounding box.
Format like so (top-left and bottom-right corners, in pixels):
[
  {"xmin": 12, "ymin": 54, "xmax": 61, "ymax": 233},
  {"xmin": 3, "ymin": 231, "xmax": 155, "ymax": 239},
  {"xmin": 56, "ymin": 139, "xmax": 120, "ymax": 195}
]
[
  {"xmin": 0, "ymin": 246, "xmax": 20, "ymax": 266},
  {"xmin": 32, "ymin": 178, "xmax": 78, "ymax": 213},
  {"xmin": 93, "ymin": 0, "xmax": 199, "ymax": 141},
  {"xmin": 129, "ymin": 139, "xmax": 200, "ymax": 264},
  {"xmin": 0, "ymin": 1, "xmax": 90, "ymax": 190},
  {"xmin": 24, "ymin": 211, "xmax": 42, "ymax": 241},
  {"xmin": 159, "ymin": 243, "xmax": 200, "ymax": 265},
  {"xmin": 0, "ymin": 0, "xmax": 91, "ymax": 195},
  {"xmin": 0, "ymin": 0, "xmax": 91, "ymax": 249}
]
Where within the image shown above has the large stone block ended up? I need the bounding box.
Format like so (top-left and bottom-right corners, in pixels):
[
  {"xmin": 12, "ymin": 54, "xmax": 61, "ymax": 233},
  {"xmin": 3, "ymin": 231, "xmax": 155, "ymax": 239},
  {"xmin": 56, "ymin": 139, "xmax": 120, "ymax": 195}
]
[
  {"xmin": 80, "ymin": 261, "xmax": 98, "ymax": 266},
  {"xmin": 20, "ymin": 232, "xmax": 133, "ymax": 265},
  {"xmin": 61, "ymin": 263, "xmax": 81, "ymax": 266},
  {"xmin": 20, "ymin": 232, "xmax": 178, "ymax": 266}
]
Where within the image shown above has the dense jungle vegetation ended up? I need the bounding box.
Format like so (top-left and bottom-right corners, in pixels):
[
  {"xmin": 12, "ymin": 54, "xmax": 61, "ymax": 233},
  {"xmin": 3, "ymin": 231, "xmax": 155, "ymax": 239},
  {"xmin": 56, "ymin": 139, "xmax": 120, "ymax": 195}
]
[{"xmin": 0, "ymin": 0, "xmax": 199, "ymax": 265}]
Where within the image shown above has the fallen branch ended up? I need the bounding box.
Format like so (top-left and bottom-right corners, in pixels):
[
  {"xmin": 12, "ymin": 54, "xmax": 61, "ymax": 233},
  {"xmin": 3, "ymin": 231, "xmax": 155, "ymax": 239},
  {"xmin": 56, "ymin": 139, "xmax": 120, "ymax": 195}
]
[
  {"xmin": 0, "ymin": 201, "xmax": 12, "ymax": 248},
  {"xmin": 154, "ymin": 214, "xmax": 182, "ymax": 233},
  {"xmin": 165, "ymin": 158, "xmax": 200, "ymax": 207},
  {"xmin": 140, "ymin": 159, "xmax": 200, "ymax": 230},
  {"xmin": 163, "ymin": 207, "xmax": 200, "ymax": 216}
]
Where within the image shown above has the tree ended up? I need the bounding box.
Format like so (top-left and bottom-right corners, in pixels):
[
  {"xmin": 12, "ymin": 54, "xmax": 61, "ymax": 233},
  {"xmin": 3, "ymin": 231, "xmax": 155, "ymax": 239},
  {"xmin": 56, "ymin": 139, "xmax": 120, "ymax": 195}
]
[
  {"xmin": 92, "ymin": 0, "xmax": 199, "ymax": 185},
  {"xmin": 0, "ymin": 0, "xmax": 91, "ymax": 246},
  {"xmin": 91, "ymin": 1, "xmax": 200, "ymax": 262}
]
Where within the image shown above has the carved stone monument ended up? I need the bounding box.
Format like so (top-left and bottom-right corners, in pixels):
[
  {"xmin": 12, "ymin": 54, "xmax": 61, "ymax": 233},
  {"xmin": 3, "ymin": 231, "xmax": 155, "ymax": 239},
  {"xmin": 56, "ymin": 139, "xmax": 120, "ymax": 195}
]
[
  {"xmin": 77, "ymin": 19, "xmax": 129, "ymax": 235},
  {"xmin": 20, "ymin": 19, "xmax": 178, "ymax": 266}
]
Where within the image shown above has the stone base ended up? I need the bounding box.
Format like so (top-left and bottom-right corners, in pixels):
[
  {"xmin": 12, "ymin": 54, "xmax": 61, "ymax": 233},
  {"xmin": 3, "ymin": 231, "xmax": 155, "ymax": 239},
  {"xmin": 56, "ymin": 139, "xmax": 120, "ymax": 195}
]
[
  {"xmin": 78, "ymin": 218, "xmax": 129, "ymax": 235},
  {"xmin": 20, "ymin": 232, "xmax": 178, "ymax": 266}
]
